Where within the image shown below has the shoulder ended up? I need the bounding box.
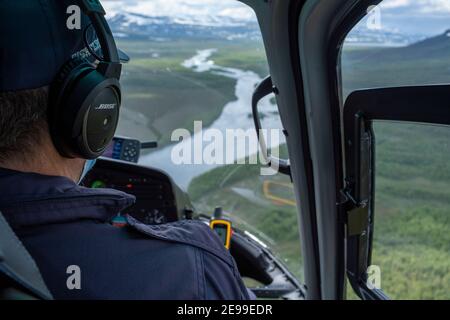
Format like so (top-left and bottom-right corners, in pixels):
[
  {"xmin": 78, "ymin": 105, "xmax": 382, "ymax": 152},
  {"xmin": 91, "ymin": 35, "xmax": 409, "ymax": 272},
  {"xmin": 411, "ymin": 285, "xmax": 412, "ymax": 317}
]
[
  {"xmin": 126, "ymin": 216, "xmax": 234, "ymax": 267},
  {"xmin": 126, "ymin": 216, "xmax": 249, "ymax": 299}
]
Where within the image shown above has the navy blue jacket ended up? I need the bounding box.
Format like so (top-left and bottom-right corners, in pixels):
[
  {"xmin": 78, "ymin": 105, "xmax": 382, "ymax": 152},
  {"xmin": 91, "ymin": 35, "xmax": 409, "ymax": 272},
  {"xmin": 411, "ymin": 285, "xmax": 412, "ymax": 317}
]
[{"xmin": 0, "ymin": 168, "xmax": 249, "ymax": 300}]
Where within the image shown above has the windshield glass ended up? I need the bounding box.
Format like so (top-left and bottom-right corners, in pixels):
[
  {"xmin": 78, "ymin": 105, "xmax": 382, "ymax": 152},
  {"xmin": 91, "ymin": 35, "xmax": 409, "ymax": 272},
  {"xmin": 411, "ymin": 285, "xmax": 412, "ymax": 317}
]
[{"xmin": 102, "ymin": 0, "xmax": 304, "ymax": 282}]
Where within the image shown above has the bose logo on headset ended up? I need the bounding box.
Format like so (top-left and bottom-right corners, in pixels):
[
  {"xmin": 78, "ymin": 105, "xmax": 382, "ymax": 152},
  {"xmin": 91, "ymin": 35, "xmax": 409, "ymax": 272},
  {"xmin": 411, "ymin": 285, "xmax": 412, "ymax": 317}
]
[
  {"xmin": 96, "ymin": 103, "xmax": 116, "ymax": 110},
  {"xmin": 49, "ymin": 0, "xmax": 122, "ymax": 160}
]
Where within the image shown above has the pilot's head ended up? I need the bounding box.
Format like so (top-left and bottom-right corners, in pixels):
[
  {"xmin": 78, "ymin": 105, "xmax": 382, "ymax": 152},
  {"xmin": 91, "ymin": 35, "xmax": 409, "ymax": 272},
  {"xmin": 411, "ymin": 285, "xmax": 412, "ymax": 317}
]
[{"xmin": 0, "ymin": 0, "xmax": 127, "ymax": 182}]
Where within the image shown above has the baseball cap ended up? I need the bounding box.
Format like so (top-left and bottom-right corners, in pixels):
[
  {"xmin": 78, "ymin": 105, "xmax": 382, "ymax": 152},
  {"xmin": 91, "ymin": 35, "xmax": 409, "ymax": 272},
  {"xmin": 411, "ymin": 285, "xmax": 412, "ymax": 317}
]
[{"xmin": 0, "ymin": 0, "xmax": 129, "ymax": 92}]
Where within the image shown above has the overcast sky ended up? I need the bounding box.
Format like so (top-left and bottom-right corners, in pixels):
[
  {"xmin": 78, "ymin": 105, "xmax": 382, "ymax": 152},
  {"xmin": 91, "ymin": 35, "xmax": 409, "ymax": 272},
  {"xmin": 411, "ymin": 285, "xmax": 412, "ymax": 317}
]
[
  {"xmin": 376, "ymin": 0, "xmax": 450, "ymax": 34},
  {"xmin": 102, "ymin": 0, "xmax": 255, "ymax": 23},
  {"xmin": 102, "ymin": 0, "xmax": 450, "ymax": 35}
]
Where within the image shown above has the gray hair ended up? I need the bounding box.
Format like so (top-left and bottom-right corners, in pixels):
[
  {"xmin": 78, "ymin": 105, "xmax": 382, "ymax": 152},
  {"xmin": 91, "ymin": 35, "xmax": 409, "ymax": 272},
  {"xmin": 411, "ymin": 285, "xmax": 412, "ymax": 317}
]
[{"xmin": 0, "ymin": 86, "xmax": 49, "ymax": 162}]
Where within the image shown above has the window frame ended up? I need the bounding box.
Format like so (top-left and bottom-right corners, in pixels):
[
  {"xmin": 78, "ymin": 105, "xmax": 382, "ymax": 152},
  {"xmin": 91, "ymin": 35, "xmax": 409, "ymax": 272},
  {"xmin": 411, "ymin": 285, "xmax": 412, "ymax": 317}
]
[
  {"xmin": 342, "ymin": 85, "xmax": 450, "ymax": 299},
  {"xmin": 325, "ymin": 0, "xmax": 384, "ymax": 299}
]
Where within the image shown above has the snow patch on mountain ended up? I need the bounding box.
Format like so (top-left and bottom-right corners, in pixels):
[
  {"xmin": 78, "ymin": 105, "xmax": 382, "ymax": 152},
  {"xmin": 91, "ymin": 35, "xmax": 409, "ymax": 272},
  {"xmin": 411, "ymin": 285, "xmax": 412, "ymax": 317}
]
[
  {"xmin": 106, "ymin": 11, "xmax": 261, "ymax": 41},
  {"xmin": 109, "ymin": 11, "xmax": 424, "ymax": 47},
  {"xmin": 103, "ymin": 0, "xmax": 256, "ymax": 27}
]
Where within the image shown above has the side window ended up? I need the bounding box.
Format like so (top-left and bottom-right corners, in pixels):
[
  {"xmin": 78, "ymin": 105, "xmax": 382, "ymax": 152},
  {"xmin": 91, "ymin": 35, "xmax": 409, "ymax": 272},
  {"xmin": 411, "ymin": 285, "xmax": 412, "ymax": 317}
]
[
  {"xmin": 372, "ymin": 121, "xmax": 450, "ymax": 299},
  {"xmin": 104, "ymin": 1, "xmax": 304, "ymax": 285},
  {"xmin": 341, "ymin": 0, "xmax": 450, "ymax": 299}
]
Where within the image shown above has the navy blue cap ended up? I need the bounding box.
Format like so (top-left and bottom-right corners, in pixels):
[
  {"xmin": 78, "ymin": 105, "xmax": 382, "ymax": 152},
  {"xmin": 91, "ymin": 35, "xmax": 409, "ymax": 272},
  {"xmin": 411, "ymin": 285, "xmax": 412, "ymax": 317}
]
[{"xmin": 0, "ymin": 0, "xmax": 129, "ymax": 92}]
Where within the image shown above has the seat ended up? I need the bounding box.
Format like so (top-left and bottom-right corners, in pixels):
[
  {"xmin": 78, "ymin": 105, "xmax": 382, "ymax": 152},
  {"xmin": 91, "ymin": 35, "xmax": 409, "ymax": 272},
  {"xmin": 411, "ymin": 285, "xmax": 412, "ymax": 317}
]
[{"xmin": 0, "ymin": 212, "xmax": 53, "ymax": 300}]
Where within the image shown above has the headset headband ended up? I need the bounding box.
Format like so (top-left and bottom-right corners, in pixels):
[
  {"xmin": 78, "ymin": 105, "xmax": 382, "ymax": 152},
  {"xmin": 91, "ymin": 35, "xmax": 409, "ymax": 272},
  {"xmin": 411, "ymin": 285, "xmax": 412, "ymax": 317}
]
[{"xmin": 78, "ymin": 0, "xmax": 121, "ymax": 79}]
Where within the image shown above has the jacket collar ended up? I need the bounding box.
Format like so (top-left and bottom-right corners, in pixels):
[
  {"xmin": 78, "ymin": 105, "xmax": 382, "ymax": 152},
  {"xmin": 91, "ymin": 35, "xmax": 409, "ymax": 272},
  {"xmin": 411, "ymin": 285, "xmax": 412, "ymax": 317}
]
[{"xmin": 0, "ymin": 168, "xmax": 135, "ymax": 228}]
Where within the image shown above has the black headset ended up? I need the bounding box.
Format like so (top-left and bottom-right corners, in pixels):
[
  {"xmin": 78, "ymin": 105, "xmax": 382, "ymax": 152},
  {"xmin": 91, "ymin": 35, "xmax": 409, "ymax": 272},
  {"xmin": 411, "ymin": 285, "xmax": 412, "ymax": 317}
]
[{"xmin": 49, "ymin": 0, "xmax": 121, "ymax": 159}]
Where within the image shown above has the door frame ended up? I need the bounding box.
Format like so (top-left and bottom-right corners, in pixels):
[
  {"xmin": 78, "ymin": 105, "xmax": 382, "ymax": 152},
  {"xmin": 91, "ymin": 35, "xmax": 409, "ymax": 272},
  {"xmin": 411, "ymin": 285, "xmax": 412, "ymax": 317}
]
[{"xmin": 242, "ymin": 0, "xmax": 322, "ymax": 299}]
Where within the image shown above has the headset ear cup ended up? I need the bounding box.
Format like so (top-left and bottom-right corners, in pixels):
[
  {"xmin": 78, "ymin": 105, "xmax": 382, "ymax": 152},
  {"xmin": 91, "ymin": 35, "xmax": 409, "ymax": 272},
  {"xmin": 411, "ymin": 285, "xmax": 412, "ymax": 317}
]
[
  {"xmin": 69, "ymin": 73, "xmax": 121, "ymax": 158},
  {"xmin": 51, "ymin": 58, "xmax": 92, "ymax": 103},
  {"xmin": 49, "ymin": 59, "xmax": 95, "ymax": 158}
]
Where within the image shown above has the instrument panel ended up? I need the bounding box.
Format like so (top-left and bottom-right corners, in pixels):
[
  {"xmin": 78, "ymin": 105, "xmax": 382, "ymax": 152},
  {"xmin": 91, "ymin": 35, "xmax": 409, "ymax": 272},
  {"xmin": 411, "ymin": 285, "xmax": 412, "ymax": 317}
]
[{"xmin": 82, "ymin": 158, "xmax": 186, "ymax": 225}]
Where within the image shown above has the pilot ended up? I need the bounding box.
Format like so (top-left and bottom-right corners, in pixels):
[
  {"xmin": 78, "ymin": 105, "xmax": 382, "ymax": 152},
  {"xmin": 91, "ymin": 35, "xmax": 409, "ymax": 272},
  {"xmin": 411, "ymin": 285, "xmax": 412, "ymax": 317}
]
[{"xmin": 0, "ymin": 1, "xmax": 250, "ymax": 300}]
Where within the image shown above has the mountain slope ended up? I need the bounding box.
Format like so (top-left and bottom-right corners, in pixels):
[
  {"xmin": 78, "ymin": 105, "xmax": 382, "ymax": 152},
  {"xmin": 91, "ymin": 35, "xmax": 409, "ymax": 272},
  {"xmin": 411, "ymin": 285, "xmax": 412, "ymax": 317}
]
[{"xmin": 107, "ymin": 11, "xmax": 261, "ymax": 41}]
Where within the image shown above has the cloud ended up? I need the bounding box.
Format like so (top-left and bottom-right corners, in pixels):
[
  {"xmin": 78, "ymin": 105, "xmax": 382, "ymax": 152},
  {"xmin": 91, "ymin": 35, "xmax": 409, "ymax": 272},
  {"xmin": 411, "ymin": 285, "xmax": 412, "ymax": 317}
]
[
  {"xmin": 363, "ymin": 0, "xmax": 450, "ymax": 35},
  {"xmin": 418, "ymin": 0, "xmax": 450, "ymax": 13},
  {"xmin": 379, "ymin": 0, "xmax": 450, "ymax": 13},
  {"xmin": 101, "ymin": 0, "xmax": 450, "ymax": 17},
  {"xmin": 102, "ymin": 0, "xmax": 256, "ymax": 23},
  {"xmin": 380, "ymin": 0, "xmax": 410, "ymax": 9}
]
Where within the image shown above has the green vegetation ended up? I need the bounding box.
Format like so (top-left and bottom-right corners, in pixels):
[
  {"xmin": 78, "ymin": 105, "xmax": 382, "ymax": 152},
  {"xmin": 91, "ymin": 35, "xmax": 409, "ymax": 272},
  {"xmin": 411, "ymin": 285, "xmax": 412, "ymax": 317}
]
[
  {"xmin": 370, "ymin": 122, "xmax": 450, "ymax": 300},
  {"xmin": 115, "ymin": 39, "xmax": 261, "ymax": 147},
  {"xmin": 189, "ymin": 165, "xmax": 303, "ymax": 281},
  {"xmin": 341, "ymin": 32, "xmax": 450, "ymax": 98},
  {"xmin": 209, "ymin": 42, "xmax": 268, "ymax": 78},
  {"xmin": 114, "ymin": 39, "xmax": 269, "ymax": 148},
  {"xmin": 188, "ymin": 145, "xmax": 304, "ymax": 282}
]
